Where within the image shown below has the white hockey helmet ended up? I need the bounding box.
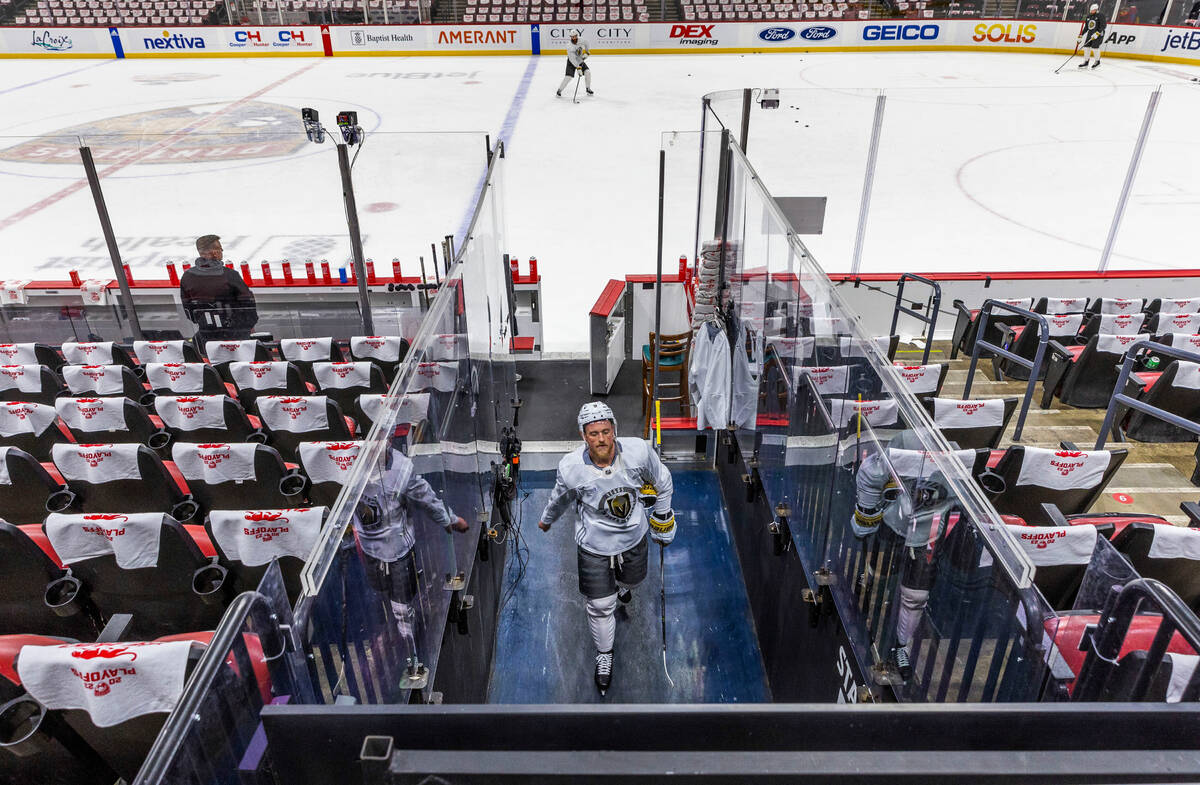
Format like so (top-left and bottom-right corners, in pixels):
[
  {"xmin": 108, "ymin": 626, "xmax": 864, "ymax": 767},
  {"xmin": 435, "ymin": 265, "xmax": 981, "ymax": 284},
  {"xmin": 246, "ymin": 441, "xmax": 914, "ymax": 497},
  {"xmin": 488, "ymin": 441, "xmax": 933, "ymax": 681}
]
[
  {"xmin": 578, "ymin": 401, "xmax": 616, "ymax": 435},
  {"xmin": 1089, "ymin": 2, "xmax": 1098, "ymax": 9}
]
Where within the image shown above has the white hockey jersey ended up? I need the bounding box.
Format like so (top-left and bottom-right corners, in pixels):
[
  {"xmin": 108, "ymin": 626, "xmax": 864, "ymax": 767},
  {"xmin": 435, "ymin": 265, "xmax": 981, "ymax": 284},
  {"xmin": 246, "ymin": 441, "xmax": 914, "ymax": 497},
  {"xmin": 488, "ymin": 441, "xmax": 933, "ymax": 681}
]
[
  {"xmin": 354, "ymin": 448, "xmax": 457, "ymax": 561},
  {"xmin": 730, "ymin": 319, "xmax": 763, "ymax": 430},
  {"xmin": 541, "ymin": 437, "xmax": 674, "ymax": 557},
  {"xmin": 567, "ymin": 39, "xmax": 590, "ymax": 66},
  {"xmin": 689, "ymin": 321, "xmax": 731, "ymax": 430}
]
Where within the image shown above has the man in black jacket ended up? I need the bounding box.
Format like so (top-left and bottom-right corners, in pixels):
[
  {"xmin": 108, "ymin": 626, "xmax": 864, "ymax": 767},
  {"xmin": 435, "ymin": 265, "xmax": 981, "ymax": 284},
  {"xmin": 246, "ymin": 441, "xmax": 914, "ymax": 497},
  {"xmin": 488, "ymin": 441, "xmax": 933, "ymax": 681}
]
[
  {"xmin": 180, "ymin": 234, "xmax": 258, "ymax": 352},
  {"xmin": 1078, "ymin": 3, "xmax": 1108, "ymax": 68}
]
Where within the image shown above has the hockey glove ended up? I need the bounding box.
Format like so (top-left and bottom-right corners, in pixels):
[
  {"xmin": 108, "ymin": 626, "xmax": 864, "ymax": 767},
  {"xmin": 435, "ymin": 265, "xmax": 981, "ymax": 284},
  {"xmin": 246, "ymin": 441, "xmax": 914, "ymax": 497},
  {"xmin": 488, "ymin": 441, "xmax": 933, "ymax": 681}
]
[
  {"xmin": 639, "ymin": 482, "xmax": 658, "ymax": 508},
  {"xmin": 649, "ymin": 510, "xmax": 676, "ymax": 546},
  {"xmin": 851, "ymin": 502, "xmax": 884, "ymax": 539}
]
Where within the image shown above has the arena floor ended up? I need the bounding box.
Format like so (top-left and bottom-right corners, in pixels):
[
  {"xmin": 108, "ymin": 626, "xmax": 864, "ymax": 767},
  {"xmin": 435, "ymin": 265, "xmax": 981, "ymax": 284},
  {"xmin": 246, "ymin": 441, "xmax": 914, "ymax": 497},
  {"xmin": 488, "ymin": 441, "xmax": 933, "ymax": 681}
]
[{"xmin": 1, "ymin": 51, "xmax": 1199, "ymax": 350}]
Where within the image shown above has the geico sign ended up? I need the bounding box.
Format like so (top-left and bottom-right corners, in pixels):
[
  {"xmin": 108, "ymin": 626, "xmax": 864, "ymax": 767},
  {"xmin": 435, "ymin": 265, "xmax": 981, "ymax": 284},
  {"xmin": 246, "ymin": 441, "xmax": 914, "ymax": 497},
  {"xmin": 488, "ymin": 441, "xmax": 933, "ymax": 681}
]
[
  {"xmin": 972, "ymin": 22, "xmax": 1036, "ymax": 43},
  {"xmin": 862, "ymin": 24, "xmax": 939, "ymax": 41}
]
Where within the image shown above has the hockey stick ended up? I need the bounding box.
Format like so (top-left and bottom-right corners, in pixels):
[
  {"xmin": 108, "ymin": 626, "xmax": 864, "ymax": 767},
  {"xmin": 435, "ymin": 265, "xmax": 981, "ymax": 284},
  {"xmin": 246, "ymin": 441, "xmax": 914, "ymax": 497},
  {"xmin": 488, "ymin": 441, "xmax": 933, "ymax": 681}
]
[
  {"xmin": 1054, "ymin": 40, "xmax": 1082, "ymax": 74},
  {"xmin": 660, "ymin": 543, "xmax": 674, "ymax": 688},
  {"xmin": 572, "ymin": 70, "xmax": 581, "ymax": 104}
]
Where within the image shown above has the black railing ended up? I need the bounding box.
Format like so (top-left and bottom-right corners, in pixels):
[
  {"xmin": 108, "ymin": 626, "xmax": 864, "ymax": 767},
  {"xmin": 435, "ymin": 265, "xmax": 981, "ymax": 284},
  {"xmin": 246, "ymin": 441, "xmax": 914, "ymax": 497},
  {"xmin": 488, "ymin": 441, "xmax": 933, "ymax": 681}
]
[
  {"xmin": 889, "ymin": 273, "xmax": 941, "ymax": 365},
  {"xmin": 962, "ymin": 300, "xmax": 1048, "ymax": 442},
  {"xmin": 1096, "ymin": 340, "xmax": 1200, "ymax": 449}
]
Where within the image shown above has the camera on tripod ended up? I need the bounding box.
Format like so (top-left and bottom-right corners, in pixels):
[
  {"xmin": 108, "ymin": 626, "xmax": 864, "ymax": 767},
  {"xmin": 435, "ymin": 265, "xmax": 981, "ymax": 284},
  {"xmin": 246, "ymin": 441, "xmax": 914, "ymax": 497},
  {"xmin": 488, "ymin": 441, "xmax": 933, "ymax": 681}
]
[
  {"xmin": 301, "ymin": 107, "xmax": 325, "ymax": 144},
  {"xmin": 337, "ymin": 110, "xmax": 363, "ymax": 145}
]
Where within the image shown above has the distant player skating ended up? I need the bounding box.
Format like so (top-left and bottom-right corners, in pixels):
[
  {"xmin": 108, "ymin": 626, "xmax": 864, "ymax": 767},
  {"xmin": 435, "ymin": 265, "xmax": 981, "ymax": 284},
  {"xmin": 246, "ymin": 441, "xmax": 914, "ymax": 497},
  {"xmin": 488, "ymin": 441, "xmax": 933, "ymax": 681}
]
[
  {"xmin": 1078, "ymin": 3, "xmax": 1108, "ymax": 68},
  {"xmin": 538, "ymin": 403, "xmax": 675, "ymax": 696},
  {"xmin": 556, "ymin": 32, "xmax": 594, "ymax": 99}
]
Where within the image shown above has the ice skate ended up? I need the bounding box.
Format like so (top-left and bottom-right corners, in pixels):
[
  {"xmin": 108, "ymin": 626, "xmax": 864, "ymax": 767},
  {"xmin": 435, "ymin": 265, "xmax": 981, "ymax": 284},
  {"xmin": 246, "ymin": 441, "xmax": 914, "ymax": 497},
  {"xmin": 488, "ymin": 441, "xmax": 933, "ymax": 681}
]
[
  {"xmin": 586, "ymin": 88, "xmax": 594, "ymax": 95},
  {"xmin": 1091, "ymin": 61, "xmax": 1101, "ymax": 68},
  {"xmin": 1077, "ymin": 61, "xmax": 1090, "ymax": 68},
  {"xmin": 891, "ymin": 645, "xmax": 913, "ymax": 681},
  {"xmin": 556, "ymin": 89, "xmax": 562, "ymax": 97},
  {"xmin": 595, "ymin": 650, "xmax": 613, "ymax": 695},
  {"xmin": 617, "ymin": 587, "xmax": 632, "ymax": 604}
]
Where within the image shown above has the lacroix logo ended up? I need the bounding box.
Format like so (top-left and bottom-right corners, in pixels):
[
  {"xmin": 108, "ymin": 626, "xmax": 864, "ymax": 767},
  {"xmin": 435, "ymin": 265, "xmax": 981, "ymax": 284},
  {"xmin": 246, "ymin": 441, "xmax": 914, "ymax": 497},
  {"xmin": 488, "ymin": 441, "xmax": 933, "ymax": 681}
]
[
  {"xmin": 76, "ymin": 448, "xmax": 113, "ymax": 467},
  {"xmin": 1020, "ymin": 529, "xmax": 1066, "ymax": 549},
  {"xmin": 197, "ymin": 444, "xmax": 231, "ymax": 468},
  {"xmin": 1049, "ymin": 450, "xmax": 1086, "ymax": 476}
]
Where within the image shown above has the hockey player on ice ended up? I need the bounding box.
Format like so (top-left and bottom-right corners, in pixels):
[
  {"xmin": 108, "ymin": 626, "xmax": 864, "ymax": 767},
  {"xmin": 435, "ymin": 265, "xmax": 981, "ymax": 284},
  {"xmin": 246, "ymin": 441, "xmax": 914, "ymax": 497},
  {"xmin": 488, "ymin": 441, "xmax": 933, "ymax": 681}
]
[
  {"xmin": 538, "ymin": 402, "xmax": 676, "ymax": 695},
  {"xmin": 556, "ymin": 32, "xmax": 594, "ymax": 97},
  {"xmin": 1078, "ymin": 3, "xmax": 1108, "ymax": 68},
  {"xmin": 850, "ymin": 431, "xmax": 961, "ymax": 681}
]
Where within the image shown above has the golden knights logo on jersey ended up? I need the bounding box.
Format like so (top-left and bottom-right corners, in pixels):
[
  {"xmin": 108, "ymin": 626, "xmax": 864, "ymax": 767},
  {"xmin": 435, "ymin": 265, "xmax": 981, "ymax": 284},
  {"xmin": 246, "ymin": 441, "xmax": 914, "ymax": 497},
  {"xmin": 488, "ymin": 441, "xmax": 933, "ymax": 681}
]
[{"xmin": 599, "ymin": 487, "xmax": 637, "ymax": 523}]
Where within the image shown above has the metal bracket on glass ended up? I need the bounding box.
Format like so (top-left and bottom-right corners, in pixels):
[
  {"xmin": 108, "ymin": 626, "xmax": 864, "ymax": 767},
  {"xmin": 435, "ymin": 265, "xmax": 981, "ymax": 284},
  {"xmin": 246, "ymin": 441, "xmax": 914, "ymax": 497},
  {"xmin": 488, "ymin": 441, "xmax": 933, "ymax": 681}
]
[
  {"xmin": 869, "ymin": 661, "xmax": 905, "ymax": 687},
  {"xmin": 444, "ymin": 571, "xmax": 466, "ymax": 591},
  {"xmin": 812, "ymin": 567, "xmax": 835, "ymax": 587},
  {"xmin": 399, "ymin": 657, "xmax": 429, "ymax": 691}
]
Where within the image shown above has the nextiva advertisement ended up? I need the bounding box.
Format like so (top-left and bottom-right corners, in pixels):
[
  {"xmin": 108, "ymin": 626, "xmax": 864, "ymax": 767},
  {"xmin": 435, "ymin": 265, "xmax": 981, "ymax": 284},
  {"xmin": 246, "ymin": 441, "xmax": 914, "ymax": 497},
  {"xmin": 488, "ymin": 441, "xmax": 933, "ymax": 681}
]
[{"xmin": 117, "ymin": 26, "xmax": 322, "ymax": 56}]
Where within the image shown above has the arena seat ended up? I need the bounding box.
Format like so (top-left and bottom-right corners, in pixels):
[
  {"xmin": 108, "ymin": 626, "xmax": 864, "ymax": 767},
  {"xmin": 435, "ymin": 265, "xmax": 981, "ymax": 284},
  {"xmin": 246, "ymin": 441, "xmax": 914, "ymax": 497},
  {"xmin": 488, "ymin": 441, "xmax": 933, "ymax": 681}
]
[
  {"xmin": 1042, "ymin": 333, "xmax": 1149, "ymax": 409},
  {"xmin": 50, "ymin": 443, "xmax": 198, "ymax": 522},
  {"xmin": 1121, "ymin": 360, "xmax": 1200, "ymax": 443},
  {"xmin": 144, "ymin": 362, "xmax": 230, "ymax": 399},
  {"xmin": 42, "ymin": 513, "xmax": 230, "ymax": 639},
  {"xmin": 1098, "ymin": 649, "xmax": 1199, "ymax": 701},
  {"xmin": 981, "ymin": 446, "xmax": 1127, "ymax": 523},
  {"xmin": 171, "ymin": 442, "xmax": 305, "ymax": 513},
  {"xmin": 1046, "ymin": 611, "xmax": 1196, "ymax": 694},
  {"xmin": 996, "ymin": 313, "xmax": 1083, "ymax": 381},
  {"xmin": 923, "ymin": 397, "xmax": 1017, "ymax": 449},
  {"xmin": 1110, "ymin": 522, "xmax": 1200, "ymax": 612},
  {"xmin": 948, "ymin": 297, "xmax": 1031, "ymax": 360},
  {"xmin": 1086, "ymin": 297, "xmax": 1145, "ymax": 316},
  {"xmin": 298, "ymin": 440, "xmax": 363, "ymax": 507},
  {"xmin": 13, "ymin": 634, "xmax": 210, "ymax": 783},
  {"xmin": 131, "ymin": 339, "xmax": 202, "ymax": 365},
  {"xmin": 0, "ymin": 343, "xmax": 64, "ymax": 372},
  {"xmin": 1033, "ymin": 296, "xmax": 1088, "ymax": 314},
  {"xmin": 1149, "ymin": 312, "xmax": 1200, "ymax": 335},
  {"xmin": 1163, "ymin": 332, "xmax": 1200, "ymax": 353},
  {"xmin": 204, "ymin": 339, "xmax": 272, "ymax": 378},
  {"xmin": 349, "ymin": 335, "xmax": 408, "ymax": 382},
  {"xmin": 61, "ymin": 365, "xmax": 146, "ymax": 400},
  {"xmin": 1077, "ymin": 312, "xmax": 1147, "ymax": 343},
  {"xmin": 1148, "ymin": 297, "xmax": 1200, "ymax": 316},
  {"xmin": 1064, "ymin": 511, "xmax": 1174, "ymax": 540},
  {"xmin": 205, "ymin": 507, "xmax": 327, "ymax": 600},
  {"xmin": 353, "ymin": 392, "xmax": 427, "ymax": 440},
  {"xmin": 0, "ymin": 447, "xmax": 74, "ymax": 524},
  {"xmin": 228, "ymin": 361, "xmax": 309, "ymax": 412},
  {"xmin": 256, "ymin": 395, "xmax": 354, "ymax": 461},
  {"xmin": 890, "ymin": 363, "xmax": 947, "ymax": 400},
  {"xmin": 61, "ymin": 342, "xmax": 138, "ymax": 374},
  {"xmin": 0, "ymin": 400, "xmax": 70, "ymax": 461},
  {"xmin": 312, "ymin": 361, "xmax": 388, "ymax": 420},
  {"xmin": 0, "ymin": 522, "xmax": 98, "ymax": 639},
  {"xmin": 824, "ymin": 397, "xmax": 901, "ymax": 434},
  {"xmin": 1007, "ymin": 523, "xmax": 1109, "ymax": 610},
  {"xmin": 154, "ymin": 395, "xmax": 263, "ymax": 445},
  {"xmin": 279, "ymin": 337, "xmax": 344, "ymax": 384},
  {"xmin": 0, "ymin": 364, "xmax": 65, "ymax": 405},
  {"xmin": 55, "ymin": 397, "xmax": 165, "ymax": 448}
]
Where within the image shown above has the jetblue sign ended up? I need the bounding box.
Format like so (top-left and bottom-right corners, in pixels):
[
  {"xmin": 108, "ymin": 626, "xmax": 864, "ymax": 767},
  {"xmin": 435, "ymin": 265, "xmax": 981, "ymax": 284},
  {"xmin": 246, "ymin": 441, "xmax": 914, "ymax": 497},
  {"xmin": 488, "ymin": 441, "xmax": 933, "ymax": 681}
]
[
  {"xmin": 757, "ymin": 27, "xmax": 796, "ymax": 42},
  {"xmin": 862, "ymin": 24, "xmax": 939, "ymax": 41}
]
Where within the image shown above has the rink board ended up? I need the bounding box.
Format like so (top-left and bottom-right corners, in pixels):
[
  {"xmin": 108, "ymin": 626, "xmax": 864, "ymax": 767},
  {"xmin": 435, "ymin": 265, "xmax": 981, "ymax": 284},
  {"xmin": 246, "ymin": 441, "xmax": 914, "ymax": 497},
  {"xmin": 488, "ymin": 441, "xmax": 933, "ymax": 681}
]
[{"xmin": 1, "ymin": 21, "xmax": 1199, "ymax": 66}]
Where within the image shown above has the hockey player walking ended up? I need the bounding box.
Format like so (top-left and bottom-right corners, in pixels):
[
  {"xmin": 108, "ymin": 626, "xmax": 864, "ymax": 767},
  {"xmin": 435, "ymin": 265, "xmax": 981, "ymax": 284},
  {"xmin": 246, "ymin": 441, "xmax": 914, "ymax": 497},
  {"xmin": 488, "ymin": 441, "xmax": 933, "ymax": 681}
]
[
  {"xmin": 1078, "ymin": 3, "xmax": 1108, "ymax": 68},
  {"xmin": 538, "ymin": 403, "xmax": 676, "ymax": 695},
  {"xmin": 556, "ymin": 32, "xmax": 594, "ymax": 97}
]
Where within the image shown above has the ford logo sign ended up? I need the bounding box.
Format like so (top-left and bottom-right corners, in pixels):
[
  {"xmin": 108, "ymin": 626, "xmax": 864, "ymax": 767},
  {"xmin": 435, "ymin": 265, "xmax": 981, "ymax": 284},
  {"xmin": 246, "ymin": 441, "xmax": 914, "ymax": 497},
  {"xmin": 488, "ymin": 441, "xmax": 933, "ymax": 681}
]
[
  {"xmin": 800, "ymin": 25, "xmax": 837, "ymax": 40},
  {"xmin": 758, "ymin": 27, "xmax": 796, "ymax": 42}
]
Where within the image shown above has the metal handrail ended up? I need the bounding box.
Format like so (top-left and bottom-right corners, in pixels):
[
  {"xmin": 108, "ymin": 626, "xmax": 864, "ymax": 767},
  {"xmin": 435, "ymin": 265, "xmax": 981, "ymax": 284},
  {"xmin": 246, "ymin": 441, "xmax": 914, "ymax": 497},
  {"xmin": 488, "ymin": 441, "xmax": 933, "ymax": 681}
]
[
  {"xmin": 962, "ymin": 300, "xmax": 1049, "ymax": 442},
  {"xmin": 1073, "ymin": 578, "xmax": 1200, "ymax": 702},
  {"xmin": 889, "ymin": 273, "xmax": 941, "ymax": 365},
  {"xmin": 1096, "ymin": 340, "xmax": 1200, "ymax": 449}
]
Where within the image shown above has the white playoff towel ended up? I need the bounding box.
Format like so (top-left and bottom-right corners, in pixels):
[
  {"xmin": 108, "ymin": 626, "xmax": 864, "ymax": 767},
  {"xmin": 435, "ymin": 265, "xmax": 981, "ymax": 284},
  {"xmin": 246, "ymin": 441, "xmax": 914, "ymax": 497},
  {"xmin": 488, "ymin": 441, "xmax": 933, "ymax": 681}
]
[
  {"xmin": 1169, "ymin": 334, "xmax": 1200, "ymax": 352},
  {"xmin": 1044, "ymin": 297, "xmax": 1087, "ymax": 314},
  {"xmin": 1147, "ymin": 524, "xmax": 1200, "ymax": 560},
  {"xmin": 63, "ymin": 365, "xmax": 126, "ymax": 396},
  {"xmin": 1160, "ymin": 298, "xmax": 1200, "ymax": 315},
  {"xmin": 839, "ymin": 336, "xmax": 891, "ymax": 358},
  {"xmin": 53, "ymin": 442, "xmax": 141, "ymax": 484},
  {"xmin": 1046, "ymin": 313, "xmax": 1084, "ymax": 337},
  {"xmin": 931, "ymin": 397, "xmax": 1005, "ymax": 428},
  {"xmin": 155, "ymin": 396, "xmax": 228, "ymax": 431},
  {"xmin": 0, "ymin": 364, "xmax": 45, "ymax": 393},
  {"xmin": 771, "ymin": 336, "xmax": 814, "ymax": 360},
  {"xmin": 171, "ymin": 442, "xmax": 258, "ymax": 484},
  {"xmin": 280, "ymin": 337, "xmax": 332, "ymax": 362},
  {"xmin": 55, "ymin": 397, "xmax": 127, "ymax": 433},
  {"xmin": 357, "ymin": 392, "xmax": 429, "ymax": 425},
  {"xmin": 258, "ymin": 396, "xmax": 329, "ymax": 432},
  {"xmin": 230, "ymin": 361, "xmax": 290, "ymax": 391},
  {"xmin": 18, "ymin": 638, "xmax": 199, "ymax": 728},
  {"xmin": 1016, "ymin": 447, "xmax": 1110, "ymax": 491},
  {"xmin": 412, "ymin": 362, "xmax": 457, "ymax": 393},
  {"xmin": 432, "ymin": 333, "xmax": 468, "ymax": 361},
  {"xmin": 1172, "ymin": 362, "xmax": 1200, "ymax": 390},
  {"xmin": 0, "ymin": 446, "xmax": 12, "ymax": 485},
  {"xmin": 1160, "ymin": 313, "xmax": 1200, "ymax": 333},
  {"xmin": 45, "ymin": 512, "xmax": 164, "ymax": 569},
  {"xmin": 884, "ymin": 448, "xmax": 977, "ymax": 480},
  {"xmin": 299, "ymin": 441, "xmax": 363, "ymax": 484},
  {"xmin": 208, "ymin": 507, "xmax": 326, "ymax": 566},
  {"xmin": 351, "ymin": 335, "xmax": 404, "ymax": 363},
  {"xmin": 1167, "ymin": 654, "xmax": 1200, "ymax": 703},
  {"xmin": 1098, "ymin": 313, "xmax": 1145, "ymax": 335},
  {"xmin": 1096, "ymin": 333, "xmax": 1148, "ymax": 356},
  {"xmin": 796, "ymin": 366, "xmax": 849, "ymax": 396},
  {"xmin": 146, "ymin": 363, "xmax": 207, "ymax": 393},
  {"xmin": 133, "ymin": 340, "xmax": 187, "ymax": 364},
  {"xmin": 205, "ymin": 340, "xmax": 260, "ymax": 364},
  {"xmin": 0, "ymin": 401, "xmax": 58, "ymax": 436},
  {"xmin": 62, "ymin": 341, "xmax": 114, "ymax": 365},
  {"xmin": 0, "ymin": 344, "xmax": 39, "ymax": 364},
  {"xmin": 1097, "ymin": 298, "xmax": 1144, "ymax": 315},
  {"xmin": 1007, "ymin": 523, "xmax": 1098, "ymax": 567},
  {"xmin": 313, "ymin": 362, "xmax": 373, "ymax": 390},
  {"xmin": 892, "ymin": 364, "xmax": 942, "ymax": 394},
  {"xmin": 826, "ymin": 398, "xmax": 899, "ymax": 429}
]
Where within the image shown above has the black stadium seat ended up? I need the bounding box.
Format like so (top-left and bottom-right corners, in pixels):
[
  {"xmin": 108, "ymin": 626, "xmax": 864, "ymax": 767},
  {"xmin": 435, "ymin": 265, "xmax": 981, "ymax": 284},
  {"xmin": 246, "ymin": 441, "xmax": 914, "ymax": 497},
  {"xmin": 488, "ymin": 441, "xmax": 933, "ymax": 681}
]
[
  {"xmin": 1042, "ymin": 333, "xmax": 1149, "ymax": 409},
  {"xmin": 132, "ymin": 339, "xmax": 203, "ymax": 365},
  {"xmin": 171, "ymin": 442, "xmax": 306, "ymax": 513},
  {"xmin": 0, "ymin": 521, "xmax": 97, "ymax": 639},
  {"xmin": 61, "ymin": 341, "xmax": 138, "ymax": 373},
  {"xmin": 997, "ymin": 313, "xmax": 1084, "ymax": 381},
  {"xmin": 55, "ymin": 397, "xmax": 165, "ymax": 448},
  {"xmin": 982, "ymin": 446, "xmax": 1127, "ymax": 524},
  {"xmin": 1147, "ymin": 297, "xmax": 1200, "ymax": 316},
  {"xmin": 42, "ymin": 513, "xmax": 230, "ymax": 639},
  {"xmin": 923, "ymin": 397, "xmax": 1018, "ymax": 449},
  {"xmin": 0, "ymin": 447, "xmax": 74, "ymax": 524},
  {"xmin": 0, "ymin": 401, "xmax": 71, "ymax": 461},
  {"xmin": 312, "ymin": 361, "xmax": 388, "ymax": 421},
  {"xmin": 144, "ymin": 362, "xmax": 229, "ymax": 399},
  {"xmin": 890, "ymin": 363, "xmax": 948, "ymax": 400},
  {"xmin": 1007, "ymin": 523, "xmax": 1110, "ymax": 611},
  {"xmin": 949, "ymin": 297, "xmax": 1031, "ymax": 360},
  {"xmin": 298, "ymin": 440, "xmax": 363, "ymax": 507},
  {"xmin": 228, "ymin": 361, "xmax": 308, "ymax": 412},
  {"xmin": 1111, "ymin": 522, "xmax": 1200, "ymax": 612},
  {"xmin": 1086, "ymin": 297, "xmax": 1145, "ymax": 316},
  {"xmin": 0, "ymin": 343, "xmax": 65, "ymax": 372},
  {"xmin": 279, "ymin": 337, "xmax": 344, "ymax": 385},
  {"xmin": 61, "ymin": 365, "xmax": 145, "ymax": 400},
  {"xmin": 256, "ymin": 395, "xmax": 354, "ymax": 461},
  {"xmin": 1121, "ymin": 360, "xmax": 1200, "ymax": 443},
  {"xmin": 50, "ymin": 443, "xmax": 197, "ymax": 522},
  {"xmin": 0, "ymin": 364, "xmax": 65, "ymax": 405},
  {"xmin": 153, "ymin": 395, "xmax": 263, "ymax": 445},
  {"xmin": 205, "ymin": 506, "xmax": 327, "ymax": 600},
  {"xmin": 349, "ymin": 335, "xmax": 409, "ymax": 382}
]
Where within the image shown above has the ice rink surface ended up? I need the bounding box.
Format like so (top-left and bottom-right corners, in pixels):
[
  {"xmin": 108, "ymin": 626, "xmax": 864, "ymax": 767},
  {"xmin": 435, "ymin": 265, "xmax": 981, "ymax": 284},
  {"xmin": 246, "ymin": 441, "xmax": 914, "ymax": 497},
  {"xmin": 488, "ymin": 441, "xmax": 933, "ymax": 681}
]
[{"xmin": 1, "ymin": 50, "xmax": 1199, "ymax": 350}]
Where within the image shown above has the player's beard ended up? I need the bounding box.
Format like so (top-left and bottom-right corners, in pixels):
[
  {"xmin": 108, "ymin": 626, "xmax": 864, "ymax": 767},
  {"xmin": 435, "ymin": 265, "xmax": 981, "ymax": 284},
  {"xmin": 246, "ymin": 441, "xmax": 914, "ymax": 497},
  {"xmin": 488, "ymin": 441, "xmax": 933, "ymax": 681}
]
[{"xmin": 589, "ymin": 440, "xmax": 613, "ymax": 465}]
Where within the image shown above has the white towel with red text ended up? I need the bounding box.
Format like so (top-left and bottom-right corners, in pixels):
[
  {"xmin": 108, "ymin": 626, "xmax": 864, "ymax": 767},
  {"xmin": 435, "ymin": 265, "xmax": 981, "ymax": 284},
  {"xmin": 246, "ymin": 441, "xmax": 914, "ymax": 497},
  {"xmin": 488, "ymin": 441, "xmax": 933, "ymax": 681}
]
[
  {"xmin": 208, "ymin": 507, "xmax": 326, "ymax": 566},
  {"xmin": 299, "ymin": 440, "xmax": 363, "ymax": 484},
  {"xmin": 53, "ymin": 442, "xmax": 141, "ymax": 483},
  {"xmin": 171, "ymin": 442, "xmax": 258, "ymax": 484},
  {"xmin": 45, "ymin": 512, "xmax": 164, "ymax": 569},
  {"xmin": 1016, "ymin": 447, "xmax": 1110, "ymax": 491}
]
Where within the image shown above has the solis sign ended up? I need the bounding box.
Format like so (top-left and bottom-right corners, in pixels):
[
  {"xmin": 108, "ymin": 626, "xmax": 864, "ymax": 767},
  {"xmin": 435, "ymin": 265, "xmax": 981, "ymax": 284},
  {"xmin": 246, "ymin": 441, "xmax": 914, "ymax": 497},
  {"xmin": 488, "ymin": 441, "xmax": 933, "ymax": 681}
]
[{"xmin": 971, "ymin": 22, "xmax": 1037, "ymax": 44}]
